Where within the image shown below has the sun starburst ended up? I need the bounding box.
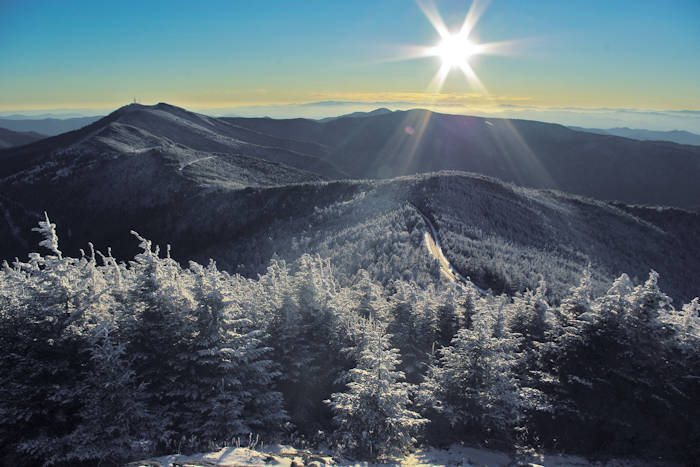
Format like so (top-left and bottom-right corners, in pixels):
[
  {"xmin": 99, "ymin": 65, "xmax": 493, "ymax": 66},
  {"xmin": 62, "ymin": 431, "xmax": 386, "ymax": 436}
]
[
  {"xmin": 418, "ymin": 0, "xmax": 491, "ymax": 95},
  {"xmin": 400, "ymin": 0, "xmax": 515, "ymax": 96}
]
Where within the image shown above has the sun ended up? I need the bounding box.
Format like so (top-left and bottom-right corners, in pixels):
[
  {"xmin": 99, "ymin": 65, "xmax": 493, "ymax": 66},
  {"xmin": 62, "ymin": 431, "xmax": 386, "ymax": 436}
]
[
  {"xmin": 411, "ymin": 0, "xmax": 514, "ymax": 94},
  {"xmin": 432, "ymin": 34, "xmax": 481, "ymax": 68},
  {"xmin": 383, "ymin": 0, "xmax": 517, "ymax": 95}
]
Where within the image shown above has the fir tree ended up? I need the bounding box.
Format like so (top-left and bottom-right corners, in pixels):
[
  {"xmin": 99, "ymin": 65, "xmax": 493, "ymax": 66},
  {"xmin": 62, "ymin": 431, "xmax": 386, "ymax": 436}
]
[
  {"xmin": 119, "ymin": 232, "xmax": 193, "ymax": 449},
  {"xmin": 327, "ymin": 320, "xmax": 426, "ymax": 459},
  {"xmin": 49, "ymin": 323, "xmax": 158, "ymax": 465},
  {"xmin": 0, "ymin": 217, "xmax": 94, "ymax": 464},
  {"xmin": 419, "ymin": 301, "xmax": 524, "ymax": 446},
  {"xmin": 175, "ymin": 261, "xmax": 286, "ymax": 445},
  {"xmin": 548, "ymin": 271, "xmax": 697, "ymax": 458}
]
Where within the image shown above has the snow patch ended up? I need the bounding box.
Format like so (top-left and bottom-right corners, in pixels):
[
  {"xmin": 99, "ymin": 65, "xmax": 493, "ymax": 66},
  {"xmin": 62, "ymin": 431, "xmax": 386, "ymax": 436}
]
[{"xmin": 141, "ymin": 443, "xmax": 659, "ymax": 466}]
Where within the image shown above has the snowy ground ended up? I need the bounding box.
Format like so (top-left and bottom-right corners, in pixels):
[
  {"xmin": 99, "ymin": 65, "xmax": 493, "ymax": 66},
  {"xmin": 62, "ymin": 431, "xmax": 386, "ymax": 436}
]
[{"xmin": 135, "ymin": 443, "xmax": 671, "ymax": 466}]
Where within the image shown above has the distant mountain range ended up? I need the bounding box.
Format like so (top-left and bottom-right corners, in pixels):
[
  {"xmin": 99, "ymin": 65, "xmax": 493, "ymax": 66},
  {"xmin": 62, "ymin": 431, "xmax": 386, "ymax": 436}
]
[
  {"xmin": 0, "ymin": 116, "xmax": 102, "ymax": 136},
  {"xmin": 1, "ymin": 102, "xmax": 698, "ymax": 303},
  {"xmin": 570, "ymin": 126, "xmax": 700, "ymax": 146},
  {"xmin": 0, "ymin": 127, "xmax": 45, "ymax": 149},
  {"xmin": 225, "ymin": 109, "xmax": 700, "ymax": 208}
]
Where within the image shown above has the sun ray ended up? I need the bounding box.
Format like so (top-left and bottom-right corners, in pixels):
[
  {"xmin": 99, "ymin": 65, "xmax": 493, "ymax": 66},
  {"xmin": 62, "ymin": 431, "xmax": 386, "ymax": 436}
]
[
  {"xmin": 406, "ymin": 2, "xmax": 551, "ymax": 194},
  {"xmin": 457, "ymin": 62, "xmax": 488, "ymax": 96},
  {"xmin": 416, "ymin": 0, "xmax": 450, "ymax": 39},
  {"xmin": 369, "ymin": 45, "xmax": 438, "ymax": 64},
  {"xmin": 415, "ymin": 1, "xmax": 509, "ymax": 97},
  {"xmin": 477, "ymin": 38, "xmax": 528, "ymax": 56},
  {"xmin": 427, "ymin": 62, "xmax": 452, "ymax": 95},
  {"xmin": 459, "ymin": 0, "xmax": 490, "ymax": 38}
]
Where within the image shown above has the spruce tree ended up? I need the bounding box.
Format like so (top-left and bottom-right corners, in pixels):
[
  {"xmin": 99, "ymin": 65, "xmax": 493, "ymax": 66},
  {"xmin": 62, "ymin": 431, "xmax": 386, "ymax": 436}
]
[
  {"xmin": 327, "ymin": 320, "xmax": 426, "ymax": 459},
  {"xmin": 175, "ymin": 261, "xmax": 286, "ymax": 445},
  {"xmin": 419, "ymin": 300, "xmax": 524, "ymax": 447},
  {"xmin": 119, "ymin": 232, "xmax": 192, "ymax": 449},
  {"xmin": 50, "ymin": 323, "xmax": 158, "ymax": 464},
  {"xmin": 549, "ymin": 271, "xmax": 696, "ymax": 458},
  {"xmin": 0, "ymin": 215, "xmax": 94, "ymax": 463}
]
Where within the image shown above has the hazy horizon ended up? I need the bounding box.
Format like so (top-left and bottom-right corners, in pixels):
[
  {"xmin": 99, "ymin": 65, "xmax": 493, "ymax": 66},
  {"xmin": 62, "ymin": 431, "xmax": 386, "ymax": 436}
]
[{"xmin": 2, "ymin": 101, "xmax": 699, "ymax": 133}]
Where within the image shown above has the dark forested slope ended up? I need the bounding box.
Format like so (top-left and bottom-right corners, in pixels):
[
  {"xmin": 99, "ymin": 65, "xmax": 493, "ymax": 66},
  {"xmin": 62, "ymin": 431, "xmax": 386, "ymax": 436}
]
[
  {"xmin": 0, "ymin": 127, "xmax": 45, "ymax": 149},
  {"xmin": 228, "ymin": 109, "xmax": 700, "ymax": 208}
]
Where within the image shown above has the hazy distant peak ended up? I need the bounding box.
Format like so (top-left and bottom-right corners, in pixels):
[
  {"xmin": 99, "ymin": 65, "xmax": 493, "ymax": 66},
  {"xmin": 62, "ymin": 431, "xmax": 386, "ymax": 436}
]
[
  {"xmin": 366, "ymin": 107, "xmax": 392, "ymax": 116},
  {"xmin": 319, "ymin": 107, "xmax": 394, "ymax": 122},
  {"xmin": 569, "ymin": 125, "xmax": 700, "ymax": 146}
]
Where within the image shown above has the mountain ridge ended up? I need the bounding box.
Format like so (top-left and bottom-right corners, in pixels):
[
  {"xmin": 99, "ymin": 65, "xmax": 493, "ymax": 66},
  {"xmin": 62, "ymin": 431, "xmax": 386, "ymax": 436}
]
[
  {"xmin": 0, "ymin": 127, "xmax": 46, "ymax": 149},
  {"xmin": 318, "ymin": 107, "xmax": 393, "ymax": 122},
  {"xmin": 226, "ymin": 108, "xmax": 700, "ymax": 208},
  {"xmin": 0, "ymin": 115, "xmax": 102, "ymax": 136},
  {"xmin": 569, "ymin": 125, "xmax": 700, "ymax": 146}
]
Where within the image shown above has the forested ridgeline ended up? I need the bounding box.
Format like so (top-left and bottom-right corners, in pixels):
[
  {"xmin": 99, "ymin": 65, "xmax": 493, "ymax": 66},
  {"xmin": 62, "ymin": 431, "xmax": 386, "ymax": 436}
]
[{"xmin": 1, "ymin": 215, "xmax": 698, "ymax": 466}]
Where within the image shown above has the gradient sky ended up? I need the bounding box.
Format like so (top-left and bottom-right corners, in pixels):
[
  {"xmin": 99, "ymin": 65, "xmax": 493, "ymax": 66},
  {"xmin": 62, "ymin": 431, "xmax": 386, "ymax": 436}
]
[{"xmin": 1, "ymin": 0, "xmax": 699, "ymax": 127}]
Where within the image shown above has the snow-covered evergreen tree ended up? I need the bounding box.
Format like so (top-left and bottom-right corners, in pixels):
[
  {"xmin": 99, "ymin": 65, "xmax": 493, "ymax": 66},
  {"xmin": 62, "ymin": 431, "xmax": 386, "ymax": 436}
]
[
  {"xmin": 32, "ymin": 211, "xmax": 62, "ymax": 259},
  {"xmin": 327, "ymin": 320, "xmax": 426, "ymax": 459},
  {"xmin": 119, "ymin": 232, "xmax": 193, "ymax": 448},
  {"xmin": 419, "ymin": 300, "xmax": 524, "ymax": 445},
  {"xmin": 627, "ymin": 270, "xmax": 671, "ymax": 324},
  {"xmin": 508, "ymin": 279, "xmax": 552, "ymax": 344},
  {"xmin": 548, "ymin": 271, "xmax": 698, "ymax": 458},
  {"xmin": 558, "ymin": 265, "xmax": 594, "ymax": 325},
  {"xmin": 2, "ymin": 215, "xmax": 697, "ymax": 464},
  {"xmin": 48, "ymin": 322, "xmax": 157, "ymax": 464},
  {"xmin": 262, "ymin": 255, "xmax": 343, "ymax": 432},
  {"xmin": 677, "ymin": 297, "xmax": 700, "ymax": 343},
  {"xmin": 0, "ymin": 217, "xmax": 96, "ymax": 464},
  {"xmin": 174, "ymin": 261, "xmax": 286, "ymax": 445}
]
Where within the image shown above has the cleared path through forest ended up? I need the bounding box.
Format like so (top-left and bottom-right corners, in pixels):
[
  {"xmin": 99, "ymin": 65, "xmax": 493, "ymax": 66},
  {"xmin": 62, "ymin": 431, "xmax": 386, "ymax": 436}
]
[{"xmin": 411, "ymin": 203, "xmax": 488, "ymax": 296}]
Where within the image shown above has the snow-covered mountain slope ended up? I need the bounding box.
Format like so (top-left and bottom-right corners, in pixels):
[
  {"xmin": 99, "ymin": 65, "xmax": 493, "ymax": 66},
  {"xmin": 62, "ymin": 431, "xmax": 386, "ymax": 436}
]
[
  {"xmin": 0, "ymin": 102, "xmax": 345, "ymax": 184},
  {"xmin": 2, "ymin": 159, "xmax": 699, "ymax": 305},
  {"xmin": 0, "ymin": 103, "xmax": 345, "ymax": 266}
]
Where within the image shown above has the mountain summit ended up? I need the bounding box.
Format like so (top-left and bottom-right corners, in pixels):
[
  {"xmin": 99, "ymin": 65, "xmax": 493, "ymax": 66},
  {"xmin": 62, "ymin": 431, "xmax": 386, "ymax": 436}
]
[{"xmin": 0, "ymin": 102, "xmax": 344, "ymax": 186}]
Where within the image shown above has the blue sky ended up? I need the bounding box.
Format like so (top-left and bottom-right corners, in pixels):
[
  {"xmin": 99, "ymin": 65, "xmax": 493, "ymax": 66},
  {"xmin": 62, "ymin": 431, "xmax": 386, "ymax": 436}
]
[{"xmin": 1, "ymin": 0, "xmax": 698, "ymax": 129}]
